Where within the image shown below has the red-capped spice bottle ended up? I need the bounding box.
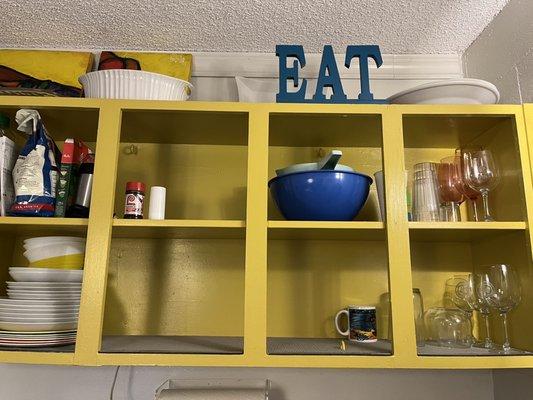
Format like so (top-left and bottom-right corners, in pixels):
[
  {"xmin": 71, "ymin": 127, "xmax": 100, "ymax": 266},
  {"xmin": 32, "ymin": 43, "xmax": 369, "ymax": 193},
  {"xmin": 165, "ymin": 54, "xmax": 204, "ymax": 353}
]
[{"xmin": 124, "ymin": 181, "xmax": 145, "ymax": 219}]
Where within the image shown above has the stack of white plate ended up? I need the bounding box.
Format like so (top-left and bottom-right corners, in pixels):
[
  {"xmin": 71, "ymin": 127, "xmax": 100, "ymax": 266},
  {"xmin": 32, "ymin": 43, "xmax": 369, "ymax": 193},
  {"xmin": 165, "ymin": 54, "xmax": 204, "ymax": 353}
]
[{"xmin": 0, "ymin": 267, "xmax": 83, "ymax": 347}]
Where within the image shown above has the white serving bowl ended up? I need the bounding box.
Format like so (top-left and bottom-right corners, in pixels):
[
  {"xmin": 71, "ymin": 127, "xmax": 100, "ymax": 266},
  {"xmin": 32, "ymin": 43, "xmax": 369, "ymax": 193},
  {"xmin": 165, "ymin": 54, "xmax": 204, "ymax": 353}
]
[
  {"xmin": 22, "ymin": 242, "xmax": 85, "ymax": 264},
  {"xmin": 79, "ymin": 69, "xmax": 193, "ymax": 100},
  {"xmin": 23, "ymin": 240, "xmax": 85, "ymax": 252},
  {"xmin": 387, "ymin": 79, "xmax": 499, "ymax": 104},
  {"xmin": 23, "ymin": 236, "xmax": 85, "ymax": 248}
]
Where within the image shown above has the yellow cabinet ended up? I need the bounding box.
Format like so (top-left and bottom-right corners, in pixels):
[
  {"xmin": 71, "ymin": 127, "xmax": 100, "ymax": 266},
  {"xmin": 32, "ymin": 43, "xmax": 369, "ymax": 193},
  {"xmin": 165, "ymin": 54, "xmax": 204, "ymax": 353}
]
[{"xmin": 0, "ymin": 97, "xmax": 531, "ymax": 369}]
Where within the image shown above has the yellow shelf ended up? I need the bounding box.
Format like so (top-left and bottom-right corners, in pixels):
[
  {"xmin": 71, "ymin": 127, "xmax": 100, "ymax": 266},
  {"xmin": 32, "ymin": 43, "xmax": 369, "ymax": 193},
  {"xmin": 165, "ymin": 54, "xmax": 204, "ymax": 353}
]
[
  {"xmin": 408, "ymin": 221, "xmax": 527, "ymax": 242},
  {"xmin": 0, "ymin": 98, "xmax": 531, "ymax": 369},
  {"xmin": 268, "ymin": 220, "xmax": 385, "ymax": 240},
  {"xmin": 112, "ymin": 219, "xmax": 246, "ymax": 238},
  {"xmin": 0, "ymin": 217, "xmax": 88, "ymax": 234}
]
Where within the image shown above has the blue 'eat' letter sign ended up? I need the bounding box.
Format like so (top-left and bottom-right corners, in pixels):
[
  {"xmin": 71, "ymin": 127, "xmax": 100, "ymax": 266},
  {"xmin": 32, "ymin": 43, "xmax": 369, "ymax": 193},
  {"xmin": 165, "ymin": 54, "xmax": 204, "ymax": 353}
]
[
  {"xmin": 275, "ymin": 45, "xmax": 388, "ymax": 104},
  {"xmin": 276, "ymin": 45, "xmax": 307, "ymax": 103}
]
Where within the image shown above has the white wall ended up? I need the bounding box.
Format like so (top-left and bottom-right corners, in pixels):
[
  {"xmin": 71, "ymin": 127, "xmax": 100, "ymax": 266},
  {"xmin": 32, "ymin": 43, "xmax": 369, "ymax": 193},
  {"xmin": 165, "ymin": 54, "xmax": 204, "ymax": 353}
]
[
  {"xmin": 463, "ymin": 0, "xmax": 533, "ymax": 103},
  {"xmin": 189, "ymin": 52, "xmax": 462, "ymax": 101},
  {"xmin": 0, "ymin": 364, "xmax": 495, "ymax": 400}
]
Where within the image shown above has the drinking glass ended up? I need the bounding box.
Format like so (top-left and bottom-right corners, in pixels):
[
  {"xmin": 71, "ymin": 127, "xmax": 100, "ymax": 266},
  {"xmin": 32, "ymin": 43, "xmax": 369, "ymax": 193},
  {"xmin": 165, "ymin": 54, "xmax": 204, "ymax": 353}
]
[
  {"xmin": 455, "ymin": 148, "xmax": 481, "ymax": 221},
  {"xmin": 424, "ymin": 307, "xmax": 473, "ymax": 348},
  {"xmin": 480, "ymin": 264, "xmax": 522, "ymax": 352},
  {"xmin": 444, "ymin": 276, "xmax": 477, "ymax": 345},
  {"xmin": 438, "ymin": 156, "xmax": 465, "ymax": 221},
  {"xmin": 462, "ymin": 149, "xmax": 500, "ymax": 222},
  {"xmin": 412, "ymin": 163, "xmax": 440, "ymax": 222},
  {"xmin": 472, "ymin": 273, "xmax": 496, "ymax": 349}
]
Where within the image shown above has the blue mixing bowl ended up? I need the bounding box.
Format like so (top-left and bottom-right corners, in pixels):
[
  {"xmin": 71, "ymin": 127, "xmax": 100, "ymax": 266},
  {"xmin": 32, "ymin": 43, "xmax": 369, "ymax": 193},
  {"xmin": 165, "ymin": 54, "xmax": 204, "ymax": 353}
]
[{"xmin": 268, "ymin": 170, "xmax": 373, "ymax": 221}]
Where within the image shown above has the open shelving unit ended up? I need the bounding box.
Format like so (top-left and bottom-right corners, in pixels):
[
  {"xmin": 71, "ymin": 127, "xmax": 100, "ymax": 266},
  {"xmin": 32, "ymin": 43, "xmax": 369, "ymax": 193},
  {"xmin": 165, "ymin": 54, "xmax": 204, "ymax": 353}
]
[{"xmin": 0, "ymin": 97, "xmax": 531, "ymax": 368}]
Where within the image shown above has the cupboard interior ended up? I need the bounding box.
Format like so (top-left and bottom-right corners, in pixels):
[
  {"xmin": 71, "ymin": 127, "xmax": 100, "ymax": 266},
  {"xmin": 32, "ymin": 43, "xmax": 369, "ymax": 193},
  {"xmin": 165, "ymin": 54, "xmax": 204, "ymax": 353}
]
[
  {"xmin": 267, "ymin": 236, "xmax": 392, "ymax": 355},
  {"xmin": 115, "ymin": 110, "xmax": 249, "ymax": 221},
  {"xmin": 410, "ymin": 229, "xmax": 533, "ymax": 355},
  {"xmin": 268, "ymin": 113, "xmax": 384, "ymax": 222},
  {"xmin": 101, "ymin": 233, "xmax": 245, "ymax": 354},
  {"xmin": 403, "ymin": 115, "xmax": 526, "ymax": 222},
  {"xmin": 0, "ymin": 225, "xmax": 87, "ymax": 353}
]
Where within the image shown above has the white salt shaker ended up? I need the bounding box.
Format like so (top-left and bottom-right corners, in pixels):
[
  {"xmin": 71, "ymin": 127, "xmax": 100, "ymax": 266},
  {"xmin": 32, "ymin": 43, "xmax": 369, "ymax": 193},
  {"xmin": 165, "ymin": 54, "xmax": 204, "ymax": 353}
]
[{"xmin": 148, "ymin": 186, "xmax": 166, "ymax": 220}]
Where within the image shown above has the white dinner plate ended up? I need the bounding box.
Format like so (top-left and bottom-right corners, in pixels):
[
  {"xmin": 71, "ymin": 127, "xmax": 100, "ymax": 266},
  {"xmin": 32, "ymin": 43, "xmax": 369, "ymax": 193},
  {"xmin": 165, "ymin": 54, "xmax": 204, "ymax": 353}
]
[
  {"xmin": 0, "ymin": 316, "xmax": 77, "ymax": 324},
  {"xmin": 7, "ymin": 282, "xmax": 82, "ymax": 289},
  {"xmin": 6, "ymin": 290, "xmax": 81, "ymax": 295},
  {"xmin": 0, "ymin": 339, "xmax": 75, "ymax": 347},
  {"xmin": 0, "ymin": 298, "xmax": 80, "ymax": 306},
  {"xmin": 0, "ymin": 305, "xmax": 79, "ymax": 312},
  {"xmin": 387, "ymin": 78, "xmax": 500, "ymax": 104},
  {"xmin": 8, "ymin": 293, "xmax": 81, "ymax": 303},
  {"xmin": 0, "ymin": 321, "xmax": 77, "ymax": 331},
  {"xmin": 0, "ymin": 329, "xmax": 76, "ymax": 335},
  {"xmin": 0, "ymin": 309, "xmax": 79, "ymax": 316},
  {"xmin": 0, "ymin": 312, "xmax": 78, "ymax": 318},
  {"xmin": 9, "ymin": 267, "xmax": 83, "ymax": 283}
]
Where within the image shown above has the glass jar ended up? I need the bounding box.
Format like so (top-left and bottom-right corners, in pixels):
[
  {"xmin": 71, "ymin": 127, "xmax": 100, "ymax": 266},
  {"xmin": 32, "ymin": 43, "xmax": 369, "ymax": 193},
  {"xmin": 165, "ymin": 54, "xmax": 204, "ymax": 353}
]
[{"xmin": 413, "ymin": 288, "xmax": 425, "ymax": 346}]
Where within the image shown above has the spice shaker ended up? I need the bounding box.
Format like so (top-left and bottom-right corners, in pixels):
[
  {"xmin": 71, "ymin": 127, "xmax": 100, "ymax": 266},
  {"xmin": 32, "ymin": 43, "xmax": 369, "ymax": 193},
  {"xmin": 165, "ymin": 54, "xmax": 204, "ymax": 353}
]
[
  {"xmin": 148, "ymin": 186, "xmax": 166, "ymax": 220},
  {"xmin": 124, "ymin": 181, "xmax": 145, "ymax": 219}
]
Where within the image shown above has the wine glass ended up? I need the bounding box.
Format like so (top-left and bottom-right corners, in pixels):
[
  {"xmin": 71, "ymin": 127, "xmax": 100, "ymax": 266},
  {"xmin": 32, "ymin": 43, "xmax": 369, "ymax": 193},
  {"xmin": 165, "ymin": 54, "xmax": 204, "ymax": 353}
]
[
  {"xmin": 455, "ymin": 148, "xmax": 481, "ymax": 221},
  {"xmin": 462, "ymin": 149, "xmax": 500, "ymax": 222},
  {"xmin": 437, "ymin": 156, "xmax": 465, "ymax": 222},
  {"xmin": 471, "ymin": 273, "xmax": 496, "ymax": 349},
  {"xmin": 479, "ymin": 264, "xmax": 522, "ymax": 352}
]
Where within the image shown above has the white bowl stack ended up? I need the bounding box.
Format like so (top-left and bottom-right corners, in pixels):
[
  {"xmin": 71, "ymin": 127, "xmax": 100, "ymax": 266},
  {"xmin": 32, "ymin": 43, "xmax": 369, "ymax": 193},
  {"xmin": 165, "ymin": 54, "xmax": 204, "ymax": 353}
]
[{"xmin": 0, "ymin": 264, "xmax": 83, "ymax": 348}]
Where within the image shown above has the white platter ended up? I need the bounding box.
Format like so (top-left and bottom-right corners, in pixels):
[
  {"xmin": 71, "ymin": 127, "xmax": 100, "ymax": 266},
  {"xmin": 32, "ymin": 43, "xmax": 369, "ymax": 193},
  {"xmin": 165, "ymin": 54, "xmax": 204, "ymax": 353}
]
[
  {"xmin": 9, "ymin": 268, "xmax": 83, "ymax": 283},
  {"xmin": 0, "ymin": 320, "xmax": 77, "ymax": 331},
  {"xmin": 387, "ymin": 79, "xmax": 500, "ymax": 104}
]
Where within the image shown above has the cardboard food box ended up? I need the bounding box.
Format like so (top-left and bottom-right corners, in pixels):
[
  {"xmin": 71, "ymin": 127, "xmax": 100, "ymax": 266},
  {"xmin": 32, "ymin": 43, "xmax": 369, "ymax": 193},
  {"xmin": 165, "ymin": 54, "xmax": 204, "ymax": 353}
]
[
  {"xmin": 55, "ymin": 139, "xmax": 92, "ymax": 217},
  {"xmin": 0, "ymin": 50, "xmax": 93, "ymax": 97},
  {"xmin": 98, "ymin": 51, "xmax": 192, "ymax": 82}
]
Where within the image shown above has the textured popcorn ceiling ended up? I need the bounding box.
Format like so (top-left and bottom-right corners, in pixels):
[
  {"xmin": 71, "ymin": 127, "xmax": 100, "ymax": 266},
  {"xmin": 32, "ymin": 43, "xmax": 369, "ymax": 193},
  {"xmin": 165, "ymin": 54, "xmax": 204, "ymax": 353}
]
[{"xmin": 0, "ymin": 0, "xmax": 510, "ymax": 53}]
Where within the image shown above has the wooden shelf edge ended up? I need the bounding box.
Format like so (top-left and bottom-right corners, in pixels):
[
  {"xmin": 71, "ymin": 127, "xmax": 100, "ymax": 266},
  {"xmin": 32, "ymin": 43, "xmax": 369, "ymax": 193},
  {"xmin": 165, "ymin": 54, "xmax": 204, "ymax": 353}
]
[
  {"xmin": 112, "ymin": 219, "xmax": 246, "ymax": 229},
  {"xmin": 268, "ymin": 221, "xmax": 385, "ymax": 230},
  {"xmin": 0, "ymin": 217, "xmax": 88, "ymax": 227},
  {"xmin": 408, "ymin": 221, "xmax": 527, "ymax": 230}
]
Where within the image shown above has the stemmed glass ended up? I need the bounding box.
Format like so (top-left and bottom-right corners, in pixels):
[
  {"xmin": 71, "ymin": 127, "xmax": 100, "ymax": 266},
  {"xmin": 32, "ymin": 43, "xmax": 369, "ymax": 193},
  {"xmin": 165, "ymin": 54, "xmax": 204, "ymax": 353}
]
[
  {"xmin": 437, "ymin": 156, "xmax": 465, "ymax": 221},
  {"xmin": 471, "ymin": 273, "xmax": 496, "ymax": 349},
  {"xmin": 479, "ymin": 264, "xmax": 522, "ymax": 352},
  {"xmin": 462, "ymin": 149, "xmax": 500, "ymax": 222},
  {"xmin": 455, "ymin": 149, "xmax": 481, "ymax": 221}
]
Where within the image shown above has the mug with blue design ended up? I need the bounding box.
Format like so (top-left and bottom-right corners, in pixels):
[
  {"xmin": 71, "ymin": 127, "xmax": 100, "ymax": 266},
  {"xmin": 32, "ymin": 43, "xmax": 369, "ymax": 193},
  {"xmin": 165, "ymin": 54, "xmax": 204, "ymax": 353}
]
[{"xmin": 335, "ymin": 306, "xmax": 377, "ymax": 342}]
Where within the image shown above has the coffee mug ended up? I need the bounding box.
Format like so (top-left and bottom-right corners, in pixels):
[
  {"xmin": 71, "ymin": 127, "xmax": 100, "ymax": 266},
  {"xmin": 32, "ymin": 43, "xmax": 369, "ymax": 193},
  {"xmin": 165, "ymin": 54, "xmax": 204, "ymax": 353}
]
[{"xmin": 335, "ymin": 306, "xmax": 377, "ymax": 342}]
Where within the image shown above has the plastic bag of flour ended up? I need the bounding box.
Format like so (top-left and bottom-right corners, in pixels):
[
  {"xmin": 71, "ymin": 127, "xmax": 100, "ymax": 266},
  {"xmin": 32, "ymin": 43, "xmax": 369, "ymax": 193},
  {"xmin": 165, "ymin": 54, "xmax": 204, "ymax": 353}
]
[{"xmin": 9, "ymin": 109, "xmax": 61, "ymax": 216}]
